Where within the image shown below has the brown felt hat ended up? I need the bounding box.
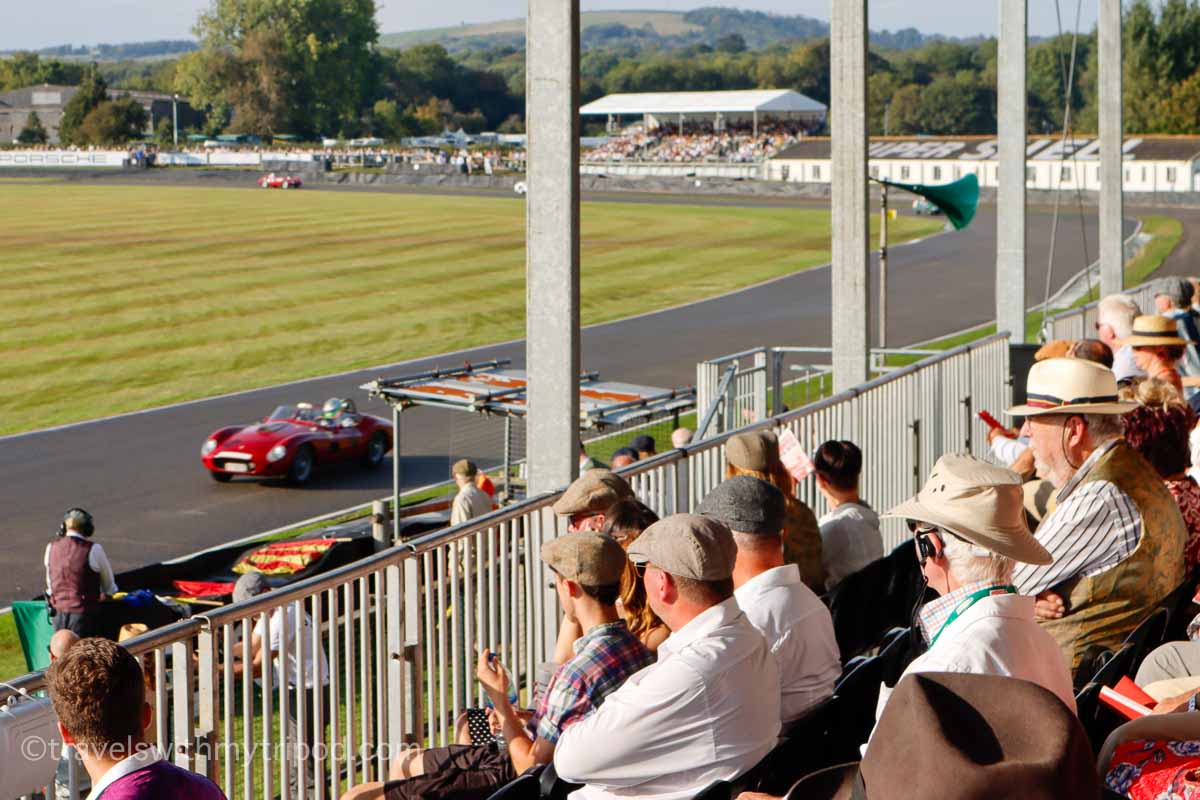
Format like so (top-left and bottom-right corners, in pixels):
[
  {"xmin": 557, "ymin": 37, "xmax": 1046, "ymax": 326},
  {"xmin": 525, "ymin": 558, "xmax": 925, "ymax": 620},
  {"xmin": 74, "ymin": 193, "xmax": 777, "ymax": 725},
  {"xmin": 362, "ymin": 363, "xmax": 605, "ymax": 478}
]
[
  {"xmin": 851, "ymin": 672, "xmax": 1098, "ymax": 800},
  {"xmin": 552, "ymin": 469, "xmax": 634, "ymax": 516},
  {"xmin": 725, "ymin": 431, "xmax": 778, "ymax": 472},
  {"xmin": 542, "ymin": 531, "xmax": 627, "ymax": 585},
  {"xmin": 626, "ymin": 513, "xmax": 736, "ymax": 580},
  {"xmin": 452, "ymin": 459, "xmax": 478, "ymax": 478}
]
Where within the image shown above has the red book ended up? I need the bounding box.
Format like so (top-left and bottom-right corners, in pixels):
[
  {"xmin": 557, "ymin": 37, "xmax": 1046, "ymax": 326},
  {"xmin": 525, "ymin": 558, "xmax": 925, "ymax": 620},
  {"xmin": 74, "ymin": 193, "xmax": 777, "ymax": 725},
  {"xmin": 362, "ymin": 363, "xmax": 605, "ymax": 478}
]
[{"xmin": 1099, "ymin": 678, "xmax": 1158, "ymax": 720}]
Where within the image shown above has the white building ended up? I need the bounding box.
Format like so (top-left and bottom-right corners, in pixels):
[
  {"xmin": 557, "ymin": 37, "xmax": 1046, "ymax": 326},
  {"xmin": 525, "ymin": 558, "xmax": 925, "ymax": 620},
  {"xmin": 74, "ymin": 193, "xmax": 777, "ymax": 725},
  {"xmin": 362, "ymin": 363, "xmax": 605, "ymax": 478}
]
[
  {"xmin": 767, "ymin": 135, "xmax": 1200, "ymax": 193},
  {"xmin": 580, "ymin": 89, "xmax": 827, "ymax": 137}
]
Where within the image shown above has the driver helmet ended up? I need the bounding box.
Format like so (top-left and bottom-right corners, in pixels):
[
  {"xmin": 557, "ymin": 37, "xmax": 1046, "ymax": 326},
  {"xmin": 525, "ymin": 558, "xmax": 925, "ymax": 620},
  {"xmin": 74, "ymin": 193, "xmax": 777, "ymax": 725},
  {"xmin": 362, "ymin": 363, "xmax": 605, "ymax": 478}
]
[{"xmin": 322, "ymin": 398, "xmax": 348, "ymax": 419}]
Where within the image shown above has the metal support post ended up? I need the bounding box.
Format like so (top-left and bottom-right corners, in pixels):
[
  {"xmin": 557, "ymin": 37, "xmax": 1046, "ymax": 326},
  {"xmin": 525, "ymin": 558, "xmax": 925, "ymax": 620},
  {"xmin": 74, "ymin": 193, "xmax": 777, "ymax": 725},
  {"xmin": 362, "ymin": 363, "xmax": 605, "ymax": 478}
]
[
  {"xmin": 172, "ymin": 94, "xmax": 179, "ymax": 148},
  {"xmin": 997, "ymin": 0, "xmax": 1028, "ymax": 342},
  {"xmin": 1099, "ymin": 0, "xmax": 1124, "ymax": 296},
  {"xmin": 195, "ymin": 629, "xmax": 219, "ymax": 780},
  {"xmin": 525, "ymin": 0, "xmax": 581, "ymax": 494},
  {"xmin": 879, "ymin": 182, "xmax": 889, "ymax": 349},
  {"xmin": 392, "ymin": 406, "xmax": 401, "ymax": 541},
  {"xmin": 503, "ymin": 416, "xmax": 513, "ymax": 500},
  {"xmin": 831, "ymin": 0, "xmax": 870, "ymax": 391}
]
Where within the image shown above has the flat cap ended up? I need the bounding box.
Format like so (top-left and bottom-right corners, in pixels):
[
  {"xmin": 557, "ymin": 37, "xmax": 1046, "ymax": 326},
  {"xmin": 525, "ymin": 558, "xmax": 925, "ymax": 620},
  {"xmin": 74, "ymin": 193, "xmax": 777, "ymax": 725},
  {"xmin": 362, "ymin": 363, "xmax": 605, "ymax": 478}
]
[
  {"xmin": 552, "ymin": 469, "xmax": 635, "ymax": 516},
  {"xmin": 627, "ymin": 513, "xmax": 737, "ymax": 581},
  {"xmin": 452, "ymin": 459, "xmax": 478, "ymax": 478},
  {"xmin": 725, "ymin": 431, "xmax": 778, "ymax": 472},
  {"xmin": 233, "ymin": 572, "xmax": 270, "ymax": 603},
  {"xmin": 697, "ymin": 476, "xmax": 785, "ymax": 536},
  {"xmin": 542, "ymin": 531, "xmax": 628, "ymax": 585}
]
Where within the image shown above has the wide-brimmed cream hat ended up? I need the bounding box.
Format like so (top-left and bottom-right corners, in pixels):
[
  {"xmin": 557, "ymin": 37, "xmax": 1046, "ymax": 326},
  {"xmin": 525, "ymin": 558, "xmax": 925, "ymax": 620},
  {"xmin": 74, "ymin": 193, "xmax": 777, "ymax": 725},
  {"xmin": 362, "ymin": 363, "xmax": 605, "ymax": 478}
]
[
  {"xmin": 884, "ymin": 454, "xmax": 1051, "ymax": 565},
  {"xmin": 1122, "ymin": 314, "xmax": 1194, "ymax": 347},
  {"xmin": 1006, "ymin": 357, "xmax": 1137, "ymax": 417}
]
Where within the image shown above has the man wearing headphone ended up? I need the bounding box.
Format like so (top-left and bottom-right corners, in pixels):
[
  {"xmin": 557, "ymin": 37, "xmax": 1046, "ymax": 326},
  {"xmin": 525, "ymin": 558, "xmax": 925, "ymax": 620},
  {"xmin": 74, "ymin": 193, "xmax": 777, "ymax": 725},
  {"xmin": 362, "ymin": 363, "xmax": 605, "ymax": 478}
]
[
  {"xmin": 868, "ymin": 454, "xmax": 1075, "ymax": 746},
  {"xmin": 44, "ymin": 508, "xmax": 118, "ymax": 637}
]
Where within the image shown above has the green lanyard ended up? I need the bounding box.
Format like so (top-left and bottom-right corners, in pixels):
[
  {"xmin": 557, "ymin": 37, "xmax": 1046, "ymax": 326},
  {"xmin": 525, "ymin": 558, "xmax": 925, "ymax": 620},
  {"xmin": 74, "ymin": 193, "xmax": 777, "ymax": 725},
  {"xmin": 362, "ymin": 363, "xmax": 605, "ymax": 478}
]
[{"xmin": 929, "ymin": 584, "xmax": 1018, "ymax": 647}]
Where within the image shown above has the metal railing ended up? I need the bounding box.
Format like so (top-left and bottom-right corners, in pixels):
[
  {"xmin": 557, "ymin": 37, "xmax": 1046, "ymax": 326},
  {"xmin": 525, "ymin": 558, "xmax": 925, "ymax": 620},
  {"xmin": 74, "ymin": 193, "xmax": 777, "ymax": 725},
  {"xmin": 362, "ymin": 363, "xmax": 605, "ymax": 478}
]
[
  {"xmin": 1040, "ymin": 279, "xmax": 1159, "ymax": 342},
  {"xmin": 5, "ymin": 333, "xmax": 1010, "ymax": 800}
]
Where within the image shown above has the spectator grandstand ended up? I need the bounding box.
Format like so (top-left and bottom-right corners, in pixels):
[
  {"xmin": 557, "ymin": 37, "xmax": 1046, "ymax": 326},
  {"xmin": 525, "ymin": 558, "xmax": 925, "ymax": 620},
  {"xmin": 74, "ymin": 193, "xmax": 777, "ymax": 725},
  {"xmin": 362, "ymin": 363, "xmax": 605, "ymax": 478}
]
[{"xmin": 583, "ymin": 121, "xmax": 809, "ymax": 164}]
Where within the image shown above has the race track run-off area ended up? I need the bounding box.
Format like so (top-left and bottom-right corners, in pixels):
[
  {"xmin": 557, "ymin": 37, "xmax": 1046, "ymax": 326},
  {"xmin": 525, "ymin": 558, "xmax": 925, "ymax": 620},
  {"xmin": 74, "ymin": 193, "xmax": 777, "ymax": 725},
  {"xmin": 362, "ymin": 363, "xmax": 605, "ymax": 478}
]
[{"xmin": 0, "ymin": 182, "xmax": 941, "ymax": 435}]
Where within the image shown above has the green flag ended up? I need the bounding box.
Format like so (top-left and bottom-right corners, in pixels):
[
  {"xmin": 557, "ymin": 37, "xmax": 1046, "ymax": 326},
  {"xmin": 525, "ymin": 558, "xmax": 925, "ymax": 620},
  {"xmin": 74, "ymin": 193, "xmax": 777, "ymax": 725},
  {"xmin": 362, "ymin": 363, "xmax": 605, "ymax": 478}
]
[{"xmin": 878, "ymin": 173, "xmax": 979, "ymax": 231}]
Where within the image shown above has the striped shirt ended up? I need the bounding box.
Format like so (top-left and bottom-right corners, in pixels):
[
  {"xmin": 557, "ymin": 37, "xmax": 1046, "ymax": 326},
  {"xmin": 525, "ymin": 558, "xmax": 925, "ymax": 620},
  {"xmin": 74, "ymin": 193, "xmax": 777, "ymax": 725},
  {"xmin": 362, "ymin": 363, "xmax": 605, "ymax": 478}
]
[
  {"xmin": 1012, "ymin": 439, "xmax": 1141, "ymax": 597},
  {"xmin": 527, "ymin": 620, "xmax": 653, "ymax": 745}
]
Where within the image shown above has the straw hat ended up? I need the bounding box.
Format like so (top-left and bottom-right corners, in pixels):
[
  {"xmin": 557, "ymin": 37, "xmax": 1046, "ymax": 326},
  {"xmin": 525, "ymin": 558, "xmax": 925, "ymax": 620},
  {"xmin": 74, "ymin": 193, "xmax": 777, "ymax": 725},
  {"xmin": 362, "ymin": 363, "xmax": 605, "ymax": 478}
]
[
  {"xmin": 1122, "ymin": 314, "xmax": 1194, "ymax": 347},
  {"xmin": 884, "ymin": 454, "xmax": 1051, "ymax": 565},
  {"xmin": 1006, "ymin": 357, "xmax": 1137, "ymax": 417}
]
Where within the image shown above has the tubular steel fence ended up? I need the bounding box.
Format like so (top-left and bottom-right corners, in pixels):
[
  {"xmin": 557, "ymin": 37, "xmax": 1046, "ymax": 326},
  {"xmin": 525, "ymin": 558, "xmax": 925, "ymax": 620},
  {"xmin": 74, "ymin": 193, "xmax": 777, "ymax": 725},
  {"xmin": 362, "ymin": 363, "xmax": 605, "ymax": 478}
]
[
  {"xmin": 5, "ymin": 333, "xmax": 1010, "ymax": 800},
  {"xmin": 1040, "ymin": 279, "xmax": 1159, "ymax": 342}
]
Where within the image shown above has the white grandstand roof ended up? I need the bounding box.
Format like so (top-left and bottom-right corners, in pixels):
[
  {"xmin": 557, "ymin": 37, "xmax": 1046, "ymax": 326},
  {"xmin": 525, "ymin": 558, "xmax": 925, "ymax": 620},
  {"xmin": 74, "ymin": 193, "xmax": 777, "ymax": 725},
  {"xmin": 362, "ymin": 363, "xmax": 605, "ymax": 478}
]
[{"xmin": 579, "ymin": 89, "xmax": 826, "ymax": 116}]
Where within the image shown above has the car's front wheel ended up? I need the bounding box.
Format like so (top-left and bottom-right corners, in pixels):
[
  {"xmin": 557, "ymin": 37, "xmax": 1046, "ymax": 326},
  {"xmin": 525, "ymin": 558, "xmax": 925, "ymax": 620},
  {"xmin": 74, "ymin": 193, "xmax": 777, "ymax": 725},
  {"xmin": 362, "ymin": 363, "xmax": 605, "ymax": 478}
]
[
  {"xmin": 209, "ymin": 470, "xmax": 233, "ymax": 483},
  {"xmin": 287, "ymin": 445, "xmax": 315, "ymax": 485},
  {"xmin": 363, "ymin": 432, "xmax": 388, "ymax": 469}
]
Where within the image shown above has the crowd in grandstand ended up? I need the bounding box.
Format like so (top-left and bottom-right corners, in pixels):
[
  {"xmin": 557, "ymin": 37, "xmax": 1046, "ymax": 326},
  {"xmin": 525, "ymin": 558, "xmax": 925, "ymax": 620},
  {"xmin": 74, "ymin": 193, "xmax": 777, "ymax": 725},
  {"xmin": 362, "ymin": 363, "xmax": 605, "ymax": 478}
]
[
  {"xmin": 583, "ymin": 121, "xmax": 809, "ymax": 164},
  {"xmin": 25, "ymin": 275, "xmax": 1200, "ymax": 799}
]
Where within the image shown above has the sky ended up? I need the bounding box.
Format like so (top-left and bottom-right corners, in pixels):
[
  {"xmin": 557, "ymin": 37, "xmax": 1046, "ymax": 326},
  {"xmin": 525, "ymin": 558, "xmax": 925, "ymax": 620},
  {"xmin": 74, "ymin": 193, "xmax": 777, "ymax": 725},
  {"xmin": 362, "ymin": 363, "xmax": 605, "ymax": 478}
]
[{"xmin": 0, "ymin": 0, "xmax": 1102, "ymax": 52}]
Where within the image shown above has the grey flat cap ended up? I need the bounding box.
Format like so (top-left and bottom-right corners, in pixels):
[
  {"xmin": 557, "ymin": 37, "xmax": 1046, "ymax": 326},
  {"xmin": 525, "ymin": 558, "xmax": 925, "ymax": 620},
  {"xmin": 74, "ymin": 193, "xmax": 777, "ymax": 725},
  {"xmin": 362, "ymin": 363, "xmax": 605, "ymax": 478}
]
[
  {"xmin": 542, "ymin": 531, "xmax": 628, "ymax": 585},
  {"xmin": 627, "ymin": 513, "xmax": 737, "ymax": 581},
  {"xmin": 233, "ymin": 572, "xmax": 270, "ymax": 603},
  {"xmin": 725, "ymin": 431, "xmax": 778, "ymax": 472},
  {"xmin": 697, "ymin": 475, "xmax": 786, "ymax": 536}
]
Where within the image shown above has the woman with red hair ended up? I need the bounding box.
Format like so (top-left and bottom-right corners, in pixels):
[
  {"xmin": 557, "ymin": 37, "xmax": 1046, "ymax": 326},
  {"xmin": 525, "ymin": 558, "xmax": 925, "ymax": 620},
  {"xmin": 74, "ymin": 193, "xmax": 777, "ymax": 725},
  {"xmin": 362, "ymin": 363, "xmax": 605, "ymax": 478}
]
[{"xmin": 1123, "ymin": 379, "xmax": 1200, "ymax": 569}]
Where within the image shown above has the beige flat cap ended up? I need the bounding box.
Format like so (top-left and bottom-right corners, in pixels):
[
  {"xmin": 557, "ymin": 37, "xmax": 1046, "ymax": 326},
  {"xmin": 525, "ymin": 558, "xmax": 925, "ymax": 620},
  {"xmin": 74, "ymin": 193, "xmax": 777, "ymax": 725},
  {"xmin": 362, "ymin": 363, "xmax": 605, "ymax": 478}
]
[
  {"xmin": 551, "ymin": 469, "xmax": 634, "ymax": 516},
  {"xmin": 542, "ymin": 531, "xmax": 628, "ymax": 585},
  {"xmin": 627, "ymin": 513, "xmax": 737, "ymax": 580}
]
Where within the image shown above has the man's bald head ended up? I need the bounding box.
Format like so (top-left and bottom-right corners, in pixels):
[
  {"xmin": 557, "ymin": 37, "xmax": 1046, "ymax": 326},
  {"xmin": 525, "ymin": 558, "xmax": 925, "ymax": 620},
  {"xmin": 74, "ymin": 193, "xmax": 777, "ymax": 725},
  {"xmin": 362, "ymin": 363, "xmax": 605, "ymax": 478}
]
[{"xmin": 49, "ymin": 629, "xmax": 80, "ymax": 661}]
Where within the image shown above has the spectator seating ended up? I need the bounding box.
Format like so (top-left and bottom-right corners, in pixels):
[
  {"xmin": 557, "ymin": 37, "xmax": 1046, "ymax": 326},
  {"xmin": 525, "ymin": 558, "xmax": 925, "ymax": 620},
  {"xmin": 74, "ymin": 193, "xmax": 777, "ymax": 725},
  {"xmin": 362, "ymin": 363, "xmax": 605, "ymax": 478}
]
[
  {"xmin": 538, "ymin": 763, "xmax": 581, "ymax": 800},
  {"xmin": 828, "ymin": 542, "xmax": 931, "ymax": 661},
  {"xmin": 877, "ymin": 627, "xmax": 920, "ymax": 688},
  {"xmin": 485, "ymin": 769, "xmax": 544, "ymax": 800},
  {"xmin": 1122, "ymin": 607, "xmax": 1169, "ymax": 674}
]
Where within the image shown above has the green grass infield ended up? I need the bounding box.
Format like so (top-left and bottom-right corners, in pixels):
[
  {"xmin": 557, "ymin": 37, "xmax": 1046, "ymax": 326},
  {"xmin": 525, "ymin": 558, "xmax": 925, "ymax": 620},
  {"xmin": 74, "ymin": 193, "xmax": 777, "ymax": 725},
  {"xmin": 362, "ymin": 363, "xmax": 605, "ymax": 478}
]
[{"xmin": 0, "ymin": 183, "xmax": 941, "ymax": 435}]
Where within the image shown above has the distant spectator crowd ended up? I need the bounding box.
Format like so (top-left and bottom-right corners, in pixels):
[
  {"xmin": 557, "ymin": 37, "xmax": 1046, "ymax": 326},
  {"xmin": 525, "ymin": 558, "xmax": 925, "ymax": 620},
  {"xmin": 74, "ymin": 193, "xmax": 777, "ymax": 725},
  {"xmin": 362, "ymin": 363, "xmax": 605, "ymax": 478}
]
[{"xmin": 583, "ymin": 121, "xmax": 812, "ymax": 165}]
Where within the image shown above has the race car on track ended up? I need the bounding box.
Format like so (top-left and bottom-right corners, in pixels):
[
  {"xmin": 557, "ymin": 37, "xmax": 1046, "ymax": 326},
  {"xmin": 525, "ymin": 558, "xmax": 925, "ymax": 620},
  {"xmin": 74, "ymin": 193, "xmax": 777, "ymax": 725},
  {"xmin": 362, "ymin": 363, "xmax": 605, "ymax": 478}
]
[
  {"xmin": 201, "ymin": 398, "xmax": 392, "ymax": 484},
  {"xmin": 258, "ymin": 173, "xmax": 302, "ymax": 189}
]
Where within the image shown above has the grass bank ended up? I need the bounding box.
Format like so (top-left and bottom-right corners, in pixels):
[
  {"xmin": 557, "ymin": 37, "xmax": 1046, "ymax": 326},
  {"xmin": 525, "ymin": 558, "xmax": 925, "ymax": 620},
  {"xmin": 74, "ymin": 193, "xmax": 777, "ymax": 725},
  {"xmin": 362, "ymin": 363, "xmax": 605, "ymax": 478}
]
[{"xmin": 0, "ymin": 184, "xmax": 940, "ymax": 435}]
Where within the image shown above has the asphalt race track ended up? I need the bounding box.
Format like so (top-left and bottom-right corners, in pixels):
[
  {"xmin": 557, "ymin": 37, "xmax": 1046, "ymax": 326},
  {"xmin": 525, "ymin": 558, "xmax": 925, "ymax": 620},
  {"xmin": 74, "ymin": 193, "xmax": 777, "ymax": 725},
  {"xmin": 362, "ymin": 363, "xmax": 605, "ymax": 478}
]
[{"xmin": 0, "ymin": 173, "xmax": 1190, "ymax": 604}]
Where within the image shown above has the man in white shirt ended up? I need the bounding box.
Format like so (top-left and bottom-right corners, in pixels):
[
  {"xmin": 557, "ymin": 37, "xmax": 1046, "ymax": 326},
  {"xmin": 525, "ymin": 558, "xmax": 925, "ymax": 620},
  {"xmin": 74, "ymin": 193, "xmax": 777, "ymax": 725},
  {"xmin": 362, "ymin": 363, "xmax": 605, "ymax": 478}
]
[
  {"xmin": 698, "ymin": 476, "xmax": 840, "ymax": 722},
  {"xmin": 450, "ymin": 460, "xmax": 492, "ymax": 526},
  {"xmin": 873, "ymin": 453, "xmax": 1075, "ymax": 741},
  {"xmin": 231, "ymin": 573, "xmax": 330, "ymax": 782},
  {"xmin": 554, "ymin": 514, "xmax": 780, "ymax": 800},
  {"xmin": 812, "ymin": 440, "xmax": 883, "ymax": 590},
  {"xmin": 44, "ymin": 508, "xmax": 118, "ymax": 637},
  {"xmin": 1095, "ymin": 292, "xmax": 1144, "ymax": 384}
]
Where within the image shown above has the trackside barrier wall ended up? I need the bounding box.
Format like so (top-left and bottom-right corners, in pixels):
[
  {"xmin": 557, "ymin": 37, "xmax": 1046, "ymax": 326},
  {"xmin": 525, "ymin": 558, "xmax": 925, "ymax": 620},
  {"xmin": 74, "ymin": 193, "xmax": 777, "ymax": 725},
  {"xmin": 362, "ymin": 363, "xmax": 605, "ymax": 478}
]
[{"xmin": 3, "ymin": 333, "xmax": 1008, "ymax": 800}]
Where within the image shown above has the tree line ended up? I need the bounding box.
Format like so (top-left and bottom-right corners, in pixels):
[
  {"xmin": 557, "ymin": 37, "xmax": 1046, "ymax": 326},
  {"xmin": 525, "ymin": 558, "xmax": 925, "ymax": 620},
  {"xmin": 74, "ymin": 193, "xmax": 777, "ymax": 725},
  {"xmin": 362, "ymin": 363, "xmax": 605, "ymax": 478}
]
[{"xmin": 3, "ymin": 0, "xmax": 1200, "ymax": 143}]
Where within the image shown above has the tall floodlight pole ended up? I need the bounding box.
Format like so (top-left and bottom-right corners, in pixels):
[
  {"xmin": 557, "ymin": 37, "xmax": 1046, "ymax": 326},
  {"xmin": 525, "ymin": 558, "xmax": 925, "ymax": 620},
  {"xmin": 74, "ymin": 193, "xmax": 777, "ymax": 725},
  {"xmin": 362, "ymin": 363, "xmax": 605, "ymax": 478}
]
[
  {"xmin": 830, "ymin": 0, "xmax": 870, "ymax": 391},
  {"xmin": 997, "ymin": 0, "xmax": 1028, "ymax": 342},
  {"xmin": 525, "ymin": 0, "xmax": 581, "ymax": 494},
  {"xmin": 1099, "ymin": 0, "xmax": 1124, "ymax": 296},
  {"xmin": 172, "ymin": 93, "xmax": 179, "ymax": 148}
]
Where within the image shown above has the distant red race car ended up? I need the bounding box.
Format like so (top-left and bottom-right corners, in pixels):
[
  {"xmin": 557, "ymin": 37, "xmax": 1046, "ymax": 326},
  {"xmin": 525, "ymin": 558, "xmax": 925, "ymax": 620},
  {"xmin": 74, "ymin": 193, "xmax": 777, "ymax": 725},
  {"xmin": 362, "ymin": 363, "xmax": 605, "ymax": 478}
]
[
  {"xmin": 201, "ymin": 399, "xmax": 392, "ymax": 484},
  {"xmin": 258, "ymin": 173, "xmax": 302, "ymax": 189}
]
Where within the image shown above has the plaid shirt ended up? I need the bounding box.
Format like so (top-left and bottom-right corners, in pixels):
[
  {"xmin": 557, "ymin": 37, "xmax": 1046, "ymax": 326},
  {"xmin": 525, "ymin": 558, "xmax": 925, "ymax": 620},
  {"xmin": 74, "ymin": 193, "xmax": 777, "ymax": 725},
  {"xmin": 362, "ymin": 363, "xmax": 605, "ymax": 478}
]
[
  {"xmin": 526, "ymin": 620, "xmax": 653, "ymax": 745},
  {"xmin": 916, "ymin": 580, "xmax": 1006, "ymax": 645}
]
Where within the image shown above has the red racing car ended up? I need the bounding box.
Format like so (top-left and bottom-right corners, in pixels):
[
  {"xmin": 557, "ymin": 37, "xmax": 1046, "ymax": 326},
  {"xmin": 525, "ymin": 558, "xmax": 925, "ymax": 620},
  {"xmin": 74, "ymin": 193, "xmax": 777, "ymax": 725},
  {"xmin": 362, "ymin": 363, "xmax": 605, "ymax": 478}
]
[
  {"xmin": 258, "ymin": 173, "xmax": 302, "ymax": 189},
  {"xmin": 201, "ymin": 398, "xmax": 392, "ymax": 484}
]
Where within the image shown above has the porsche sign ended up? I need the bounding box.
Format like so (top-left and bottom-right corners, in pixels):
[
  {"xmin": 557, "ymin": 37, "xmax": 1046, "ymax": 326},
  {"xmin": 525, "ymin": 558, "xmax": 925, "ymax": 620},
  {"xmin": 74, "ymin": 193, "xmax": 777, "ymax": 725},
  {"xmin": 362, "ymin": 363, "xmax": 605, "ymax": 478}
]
[{"xmin": 0, "ymin": 150, "xmax": 129, "ymax": 168}]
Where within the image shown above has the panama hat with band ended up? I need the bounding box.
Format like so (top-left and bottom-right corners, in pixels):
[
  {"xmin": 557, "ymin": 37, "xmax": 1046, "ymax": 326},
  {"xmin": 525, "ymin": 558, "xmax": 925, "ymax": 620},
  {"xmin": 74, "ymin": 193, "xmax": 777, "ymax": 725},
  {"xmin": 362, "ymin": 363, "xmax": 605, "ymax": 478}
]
[
  {"xmin": 884, "ymin": 453, "xmax": 1051, "ymax": 565},
  {"xmin": 1121, "ymin": 314, "xmax": 1195, "ymax": 347},
  {"xmin": 1005, "ymin": 357, "xmax": 1137, "ymax": 417}
]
